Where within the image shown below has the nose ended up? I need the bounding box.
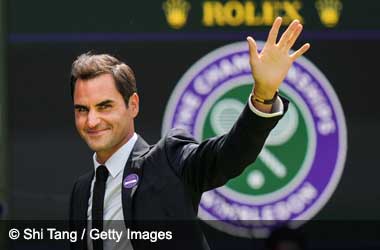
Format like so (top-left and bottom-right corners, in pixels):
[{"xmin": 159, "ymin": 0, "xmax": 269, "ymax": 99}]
[{"xmin": 86, "ymin": 110, "xmax": 101, "ymax": 128}]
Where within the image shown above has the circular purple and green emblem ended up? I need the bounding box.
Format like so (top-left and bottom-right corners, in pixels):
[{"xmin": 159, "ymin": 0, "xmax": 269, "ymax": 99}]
[{"xmin": 162, "ymin": 41, "xmax": 347, "ymax": 237}]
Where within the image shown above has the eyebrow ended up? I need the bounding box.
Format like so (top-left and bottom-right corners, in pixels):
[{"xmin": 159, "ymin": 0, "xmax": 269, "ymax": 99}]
[
  {"xmin": 74, "ymin": 100, "xmax": 114, "ymax": 110},
  {"xmin": 96, "ymin": 100, "xmax": 114, "ymax": 107}
]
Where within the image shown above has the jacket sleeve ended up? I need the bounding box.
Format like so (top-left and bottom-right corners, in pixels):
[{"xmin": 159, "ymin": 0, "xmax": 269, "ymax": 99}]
[{"xmin": 164, "ymin": 98, "xmax": 288, "ymax": 194}]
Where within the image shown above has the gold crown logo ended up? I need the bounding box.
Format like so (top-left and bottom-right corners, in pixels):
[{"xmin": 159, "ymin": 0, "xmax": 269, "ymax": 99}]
[
  {"xmin": 315, "ymin": 0, "xmax": 343, "ymax": 28},
  {"xmin": 162, "ymin": 0, "xmax": 191, "ymax": 29}
]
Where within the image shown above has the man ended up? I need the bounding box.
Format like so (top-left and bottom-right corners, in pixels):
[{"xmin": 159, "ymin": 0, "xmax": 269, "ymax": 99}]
[{"xmin": 69, "ymin": 17, "xmax": 310, "ymax": 250}]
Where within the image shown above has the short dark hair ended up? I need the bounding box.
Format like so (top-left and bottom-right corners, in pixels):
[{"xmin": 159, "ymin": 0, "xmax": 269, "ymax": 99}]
[{"xmin": 70, "ymin": 52, "xmax": 137, "ymax": 106}]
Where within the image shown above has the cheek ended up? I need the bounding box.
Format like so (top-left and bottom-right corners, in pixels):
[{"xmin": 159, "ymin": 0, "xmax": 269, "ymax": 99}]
[
  {"xmin": 75, "ymin": 116, "xmax": 85, "ymax": 131},
  {"xmin": 101, "ymin": 108, "xmax": 132, "ymax": 130},
  {"xmin": 112, "ymin": 112, "xmax": 132, "ymax": 130}
]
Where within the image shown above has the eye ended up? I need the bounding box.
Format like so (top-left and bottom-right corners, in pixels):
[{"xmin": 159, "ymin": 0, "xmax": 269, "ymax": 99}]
[
  {"xmin": 75, "ymin": 107, "xmax": 88, "ymax": 113},
  {"xmin": 99, "ymin": 104, "xmax": 112, "ymax": 110}
]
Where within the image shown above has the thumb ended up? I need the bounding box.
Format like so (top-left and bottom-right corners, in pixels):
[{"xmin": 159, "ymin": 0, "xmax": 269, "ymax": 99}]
[{"xmin": 247, "ymin": 36, "xmax": 259, "ymax": 64}]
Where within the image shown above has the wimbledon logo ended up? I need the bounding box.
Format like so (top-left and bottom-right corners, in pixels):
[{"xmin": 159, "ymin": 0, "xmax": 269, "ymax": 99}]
[{"xmin": 162, "ymin": 41, "xmax": 347, "ymax": 237}]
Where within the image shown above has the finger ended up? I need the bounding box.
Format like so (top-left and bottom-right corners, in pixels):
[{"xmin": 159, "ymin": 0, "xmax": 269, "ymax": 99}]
[
  {"xmin": 286, "ymin": 24, "xmax": 303, "ymax": 50},
  {"xmin": 278, "ymin": 19, "xmax": 300, "ymax": 48},
  {"xmin": 290, "ymin": 43, "xmax": 311, "ymax": 60},
  {"xmin": 247, "ymin": 36, "xmax": 259, "ymax": 63},
  {"xmin": 266, "ymin": 17, "xmax": 282, "ymax": 46}
]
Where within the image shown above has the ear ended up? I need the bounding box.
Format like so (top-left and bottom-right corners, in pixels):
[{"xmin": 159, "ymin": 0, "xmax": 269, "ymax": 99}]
[{"xmin": 128, "ymin": 93, "xmax": 139, "ymax": 118}]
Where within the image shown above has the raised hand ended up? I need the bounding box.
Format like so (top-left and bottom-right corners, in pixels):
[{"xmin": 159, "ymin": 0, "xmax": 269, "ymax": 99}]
[{"xmin": 247, "ymin": 17, "xmax": 310, "ymax": 109}]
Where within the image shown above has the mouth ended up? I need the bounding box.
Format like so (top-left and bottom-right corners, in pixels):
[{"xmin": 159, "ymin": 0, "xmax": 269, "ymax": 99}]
[{"xmin": 86, "ymin": 128, "xmax": 110, "ymax": 136}]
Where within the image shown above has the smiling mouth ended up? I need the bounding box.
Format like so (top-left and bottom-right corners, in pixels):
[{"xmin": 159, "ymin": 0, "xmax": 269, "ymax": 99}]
[{"xmin": 86, "ymin": 128, "xmax": 110, "ymax": 136}]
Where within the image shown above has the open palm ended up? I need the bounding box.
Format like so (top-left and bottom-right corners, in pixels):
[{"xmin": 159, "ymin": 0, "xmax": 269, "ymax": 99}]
[{"xmin": 247, "ymin": 17, "xmax": 310, "ymax": 99}]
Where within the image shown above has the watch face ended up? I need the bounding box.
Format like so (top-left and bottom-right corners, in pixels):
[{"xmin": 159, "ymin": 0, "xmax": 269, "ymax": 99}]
[{"xmin": 162, "ymin": 41, "xmax": 347, "ymax": 237}]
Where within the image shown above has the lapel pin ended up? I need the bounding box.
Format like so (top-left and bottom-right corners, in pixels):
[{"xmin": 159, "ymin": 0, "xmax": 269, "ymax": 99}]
[{"xmin": 123, "ymin": 174, "xmax": 139, "ymax": 189}]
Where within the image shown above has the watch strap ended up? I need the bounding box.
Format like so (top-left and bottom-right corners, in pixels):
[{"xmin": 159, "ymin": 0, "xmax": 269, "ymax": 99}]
[{"xmin": 252, "ymin": 90, "xmax": 279, "ymax": 105}]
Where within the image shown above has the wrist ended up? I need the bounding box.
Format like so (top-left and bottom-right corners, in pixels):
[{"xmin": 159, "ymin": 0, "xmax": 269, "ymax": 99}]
[
  {"xmin": 252, "ymin": 89, "xmax": 279, "ymax": 105},
  {"xmin": 253, "ymin": 87, "xmax": 277, "ymax": 100},
  {"xmin": 250, "ymin": 95, "xmax": 273, "ymax": 113}
]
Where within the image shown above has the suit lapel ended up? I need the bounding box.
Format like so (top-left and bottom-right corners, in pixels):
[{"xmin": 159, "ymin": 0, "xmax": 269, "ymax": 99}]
[
  {"xmin": 121, "ymin": 135, "xmax": 150, "ymax": 227},
  {"xmin": 79, "ymin": 172, "xmax": 94, "ymax": 221},
  {"xmin": 76, "ymin": 171, "xmax": 93, "ymax": 250}
]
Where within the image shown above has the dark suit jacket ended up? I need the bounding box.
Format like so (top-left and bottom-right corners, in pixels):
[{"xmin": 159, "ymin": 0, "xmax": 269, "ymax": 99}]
[{"xmin": 70, "ymin": 101, "xmax": 288, "ymax": 250}]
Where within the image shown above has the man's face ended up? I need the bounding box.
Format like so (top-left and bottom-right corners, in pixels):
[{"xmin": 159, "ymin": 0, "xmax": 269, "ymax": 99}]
[{"xmin": 73, "ymin": 74, "xmax": 139, "ymax": 160}]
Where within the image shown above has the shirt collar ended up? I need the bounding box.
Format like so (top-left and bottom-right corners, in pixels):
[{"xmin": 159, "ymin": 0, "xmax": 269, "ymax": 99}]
[{"xmin": 93, "ymin": 133, "xmax": 138, "ymax": 178}]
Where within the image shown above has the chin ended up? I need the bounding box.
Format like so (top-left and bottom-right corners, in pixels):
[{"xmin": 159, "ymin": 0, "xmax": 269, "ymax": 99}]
[{"xmin": 86, "ymin": 140, "xmax": 109, "ymax": 152}]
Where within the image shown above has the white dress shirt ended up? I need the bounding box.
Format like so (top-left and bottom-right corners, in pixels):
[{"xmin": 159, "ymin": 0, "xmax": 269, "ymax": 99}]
[{"xmin": 86, "ymin": 96, "xmax": 283, "ymax": 250}]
